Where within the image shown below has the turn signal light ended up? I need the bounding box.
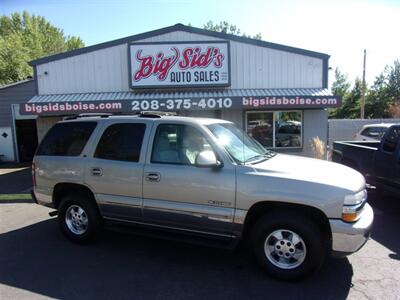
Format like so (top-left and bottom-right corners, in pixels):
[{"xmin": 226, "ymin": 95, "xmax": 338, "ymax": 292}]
[{"xmin": 341, "ymin": 212, "xmax": 358, "ymax": 222}]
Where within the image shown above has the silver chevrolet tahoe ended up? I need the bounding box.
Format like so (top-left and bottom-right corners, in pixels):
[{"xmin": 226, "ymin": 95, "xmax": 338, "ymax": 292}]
[{"xmin": 32, "ymin": 113, "xmax": 373, "ymax": 280}]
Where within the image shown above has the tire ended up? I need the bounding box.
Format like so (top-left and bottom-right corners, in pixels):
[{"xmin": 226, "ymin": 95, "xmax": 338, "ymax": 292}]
[
  {"xmin": 58, "ymin": 193, "xmax": 102, "ymax": 243},
  {"xmin": 251, "ymin": 211, "xmax": 326, "ymax": 281}
]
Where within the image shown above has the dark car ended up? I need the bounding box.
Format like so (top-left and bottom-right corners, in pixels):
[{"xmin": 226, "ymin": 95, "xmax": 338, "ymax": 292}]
[{"xmin": 333, "ymin": 124, "xmax": 400, "ymax": 195}]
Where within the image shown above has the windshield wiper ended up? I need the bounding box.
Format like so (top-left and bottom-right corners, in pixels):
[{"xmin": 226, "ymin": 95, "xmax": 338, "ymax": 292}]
[{"xmin": 242, "ymin": 151, "xmax": 276, "ymax": 164}]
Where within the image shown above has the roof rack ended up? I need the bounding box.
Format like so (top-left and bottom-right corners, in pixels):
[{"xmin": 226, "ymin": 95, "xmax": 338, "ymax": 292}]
[
  {"xmin": 64, "ymin": 113, "xmax": 112, "ymax": 120},
  {"xmin": 138, "ymin": 111, "xmax": 177, "ymax": 118},
  {"xmin": 63, "ymin": 111, "xmax": 177, "ymax": 120}
]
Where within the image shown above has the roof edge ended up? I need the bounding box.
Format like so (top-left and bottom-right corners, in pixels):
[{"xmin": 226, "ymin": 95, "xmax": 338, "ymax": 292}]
[
  {"xmin": 29, "ymin": 23, "xmax": 330, "ymax": 66},
  {"xmin": 0, "ymin": 78, "xmax": 34, "ymax": 90},
  {"xmin": 28, "ymin": 88, "xmax": 333, "ymax": 103}
]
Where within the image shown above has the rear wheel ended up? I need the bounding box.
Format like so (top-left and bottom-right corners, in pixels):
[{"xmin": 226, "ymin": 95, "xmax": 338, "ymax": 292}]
[
  {"xmin": 251, "ymin": 212, "xmax": 326, "ymax": 280},
  {"xmin": 58, "ymin": 193, "xmax": 102, "ymax": 243}
]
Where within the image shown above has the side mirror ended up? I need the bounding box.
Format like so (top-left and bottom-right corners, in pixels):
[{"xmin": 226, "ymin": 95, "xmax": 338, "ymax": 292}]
[{"xmin": 195, "ymin": 150, "xmax": 223, "ymax": 168}]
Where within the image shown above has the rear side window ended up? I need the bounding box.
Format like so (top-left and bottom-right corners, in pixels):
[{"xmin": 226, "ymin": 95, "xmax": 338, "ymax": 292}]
[
  {"xmin": 361, "ymin": 127, "xmax": 385, "ymax": 138},
  {"xmin": 382, "ymin": 127, "xmax": 400, "ymax": 153},
  {"xmin": 36, "ymin": 122, "xmax": 97, "ymax": 156},
  {"xmin": 94, "ymin": 123, "xmax": 146, "ymax": 162}
]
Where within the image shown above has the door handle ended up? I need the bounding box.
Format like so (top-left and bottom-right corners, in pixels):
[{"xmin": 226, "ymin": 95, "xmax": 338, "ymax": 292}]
[
  {"xmin": 145, "ymin": 172, "xmax": 161, "ymax": 182},
  {"xmin": 91, "ymin": 167, "xmax": 103, "ymax": 176}
]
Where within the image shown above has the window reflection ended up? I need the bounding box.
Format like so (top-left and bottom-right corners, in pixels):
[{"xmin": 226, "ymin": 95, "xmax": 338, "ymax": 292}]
[
  {"xmin": 246, "ymin": 112, "xmax": 273, "ymax": 147},
  {"xmin": 246, "ymin": 111, "xmax": 302, "ymax": 148},
  {"xmin": 275, "ymin": 112, "xmax": 302, "ymax": 148}
]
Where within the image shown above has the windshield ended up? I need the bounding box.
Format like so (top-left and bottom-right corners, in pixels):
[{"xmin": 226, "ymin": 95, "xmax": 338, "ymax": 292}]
[{"xmin": 207, "ymin": 123, "xmax": 274, "ymax": 164}]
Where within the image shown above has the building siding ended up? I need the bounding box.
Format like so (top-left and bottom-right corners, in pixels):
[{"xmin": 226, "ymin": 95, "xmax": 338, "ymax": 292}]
[
  {"xmin": 0, "ymin": 127, "xmax": 15, "ymax": 161},
  {"xmin": 302, "ymin": 109, "xmax": 328, "ymax": 157},
  {"xmin": 0, "ymin": 80, "xmax": 36, "ymax": 127},
  {"xmin": 36, "ymin": 116, "xmax": 62, "ymax": 142},
  {"xmin": 36, "ymin": 31, "xmax": 324, "ymax": 95}
]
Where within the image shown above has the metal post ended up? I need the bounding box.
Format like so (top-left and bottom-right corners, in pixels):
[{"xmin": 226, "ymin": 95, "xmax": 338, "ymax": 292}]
[
  {"xmin": 11, "ymin": 104, "xmax": 20, "ymax": 163},
  {"xmin": 361, "ymin": 49, "xmax": 366, "ymax": 119}
]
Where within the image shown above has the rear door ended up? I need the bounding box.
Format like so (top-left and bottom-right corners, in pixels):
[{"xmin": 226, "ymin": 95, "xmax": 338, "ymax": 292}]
[
  {"xmin": 142, "ymin": 122, "xmax": 236, "ymax": 236},
  {"xmin": 84, "ymin": 120, "xmax": 151, "ymax": 221},
  {"xmin": 374, "ymin": 125, "xmax": 400, "ymax": 190}
]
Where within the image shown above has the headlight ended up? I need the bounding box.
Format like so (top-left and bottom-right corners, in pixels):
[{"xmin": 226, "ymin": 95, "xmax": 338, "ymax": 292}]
[
  {"xmin": 344, "ymin": 189, "xmax": 367, "ymax": 205},
  {"xmin": 342, "ymin": 189, "xmax": 367, "ymax": 222}
]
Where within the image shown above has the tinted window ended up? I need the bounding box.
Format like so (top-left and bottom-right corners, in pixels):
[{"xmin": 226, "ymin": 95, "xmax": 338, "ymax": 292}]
[
  {"xmin": 37, "ymin": 122, "xmax": 96, "ymax": 156},
  {"xmin": 361, "ymin": 127, "xmax": 385, "ymax": 139},
  {"xmin": 94, "ymin": 123, "xmax": 145, "ymax": 162},
  {"xmin": 151, "ymin": 124, "xmax": 211, "ymax": 165},
  {"xmin": 382, "ymin": 127, "xmax": 400, "ymax": 153}
]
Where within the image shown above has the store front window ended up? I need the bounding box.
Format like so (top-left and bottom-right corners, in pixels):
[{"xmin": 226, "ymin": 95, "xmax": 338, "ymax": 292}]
[{"xmin": 246, "ymin": 111, "xmax": 302, "ymax": 148}]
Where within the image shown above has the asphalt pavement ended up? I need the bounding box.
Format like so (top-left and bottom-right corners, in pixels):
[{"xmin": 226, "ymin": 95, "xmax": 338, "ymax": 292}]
[
  {"xmin": 0, "ymin": 172, "xmax": 399, "ymax": 299},
  {"xmin": 0, "ymin": 164, "xmax": 31, "ymax": 194}
]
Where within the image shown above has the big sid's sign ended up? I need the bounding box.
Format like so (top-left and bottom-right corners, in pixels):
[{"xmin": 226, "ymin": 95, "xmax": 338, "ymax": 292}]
[{"xmin": 129, "ymin": 41, "xmax": 230, "ymax": 88}]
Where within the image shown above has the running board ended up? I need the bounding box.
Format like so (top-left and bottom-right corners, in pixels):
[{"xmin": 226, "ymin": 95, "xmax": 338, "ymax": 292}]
[{"xmin": 104, "ymin": 219, "xmax": 239, "ymax": 250}]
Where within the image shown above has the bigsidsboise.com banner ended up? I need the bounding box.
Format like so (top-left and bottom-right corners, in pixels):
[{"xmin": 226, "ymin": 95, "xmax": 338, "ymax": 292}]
[{"xmin": 20, "ymin": 96, "xmax": 341, "ymax": 115}]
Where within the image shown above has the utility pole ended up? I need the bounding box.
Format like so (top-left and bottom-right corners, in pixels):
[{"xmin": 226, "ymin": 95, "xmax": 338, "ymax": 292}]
[{"xmin": 361, "ymin": 49, "xmax": 366, "ymax": 119}]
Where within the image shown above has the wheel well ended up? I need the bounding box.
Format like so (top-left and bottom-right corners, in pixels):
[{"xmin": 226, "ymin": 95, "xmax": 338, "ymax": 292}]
[
  {"xmin": 243, "ymin": 201, "xmax": 332, "ymax": 241},
  {"xmin": 53, "ymin": 183, "xmax": 96, "ymax": 209}
]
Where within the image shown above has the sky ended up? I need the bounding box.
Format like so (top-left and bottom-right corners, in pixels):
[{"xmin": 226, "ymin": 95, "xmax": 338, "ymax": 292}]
[{"xmin": 1, "ymin": 0, "xmax": 399, "ymax": 87}]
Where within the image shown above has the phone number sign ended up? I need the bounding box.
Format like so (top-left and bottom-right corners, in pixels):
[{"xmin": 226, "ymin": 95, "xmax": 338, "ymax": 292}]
[
  {"xmin": 20, "ymin": 96, "xmax": 340, "ymax": 115},
  {"xmin": 129, "ymin": 41, "xmax": 230, "ymax": 89}
]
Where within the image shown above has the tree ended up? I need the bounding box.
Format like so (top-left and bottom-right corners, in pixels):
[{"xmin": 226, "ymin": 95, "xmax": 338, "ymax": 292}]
[
  {"xmin": 0, "ymin": 11, "xmax": 84, "ymax": 85},
  {"xmin": 331, "ymin": 68, "xmax": 351, "ymax": 98},
  {"xmin": 203, "ymin": 21, "xmax": 262, "ymax": 40},
  {"xmin": 329, "ymin": 68, "xmax": 352, "ymax": 118},
  {"xmin": 386, "ymin": 60, "xmax": 400, "ymax": 102},
  {"xmin": 345, "ymin": 78, "xmax": 363, "ymax": 118},
  {"xmin": 365, "ymin": 60, "xmax": 400, "ymax": 118},
  {"xmin": 330, "ymin": 61, "xmax": 400, "ymax": 119},
  {"xmin": 331, "ymin": 78, "xmax": 363, "ymax": 119}
]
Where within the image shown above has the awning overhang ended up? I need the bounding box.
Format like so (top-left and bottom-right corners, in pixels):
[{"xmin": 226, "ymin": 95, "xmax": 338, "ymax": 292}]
[{"xmin": 21, "ymin": 88, "xmax": 340, "ymax": 116}]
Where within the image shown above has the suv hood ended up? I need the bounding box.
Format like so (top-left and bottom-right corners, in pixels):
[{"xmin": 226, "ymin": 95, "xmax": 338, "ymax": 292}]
[{"xmin": 250, "ymin": 154, "xmax": 365, "ymax": 193}]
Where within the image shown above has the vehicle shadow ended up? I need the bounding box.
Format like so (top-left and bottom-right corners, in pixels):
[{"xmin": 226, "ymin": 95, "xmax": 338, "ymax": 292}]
[
  {"xmin": 0, "ymin": 168, "xmax": 32, "ymax": 194},
  {"xmin": 0, "ymin": 199, "xmax": 33, "ymax": 204},
  {"xmin": 367, "ymin": 190, "xmax": 400, "ymax": 260},
  {"xmin": 0, "ymin": 218, "xmax": 352, "ymax": 300}
]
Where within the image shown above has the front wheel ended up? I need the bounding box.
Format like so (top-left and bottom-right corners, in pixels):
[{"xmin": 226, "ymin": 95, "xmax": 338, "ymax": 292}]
[
  {"xmin": 58, "ymin": 193, "xmax": 102, "ymax": 243},
  {"xmin": 251, "ymin": 212, "xmax": 326, "ymax": 280}
]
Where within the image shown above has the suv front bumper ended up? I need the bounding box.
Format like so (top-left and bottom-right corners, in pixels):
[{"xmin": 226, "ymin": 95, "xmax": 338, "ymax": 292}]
[{"xmin": 330, "ymin": 203, "xmax": 373, "ymax": 257}]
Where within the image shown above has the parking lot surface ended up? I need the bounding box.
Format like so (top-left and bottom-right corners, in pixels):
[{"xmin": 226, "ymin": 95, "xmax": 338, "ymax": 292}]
[
  {"xmin": 0, "ymin": 164, "xmax": 31, "ymax": 194},
  {"xmin": 0, "ymin": 171, "xmax": 399, "ymax": 299}
]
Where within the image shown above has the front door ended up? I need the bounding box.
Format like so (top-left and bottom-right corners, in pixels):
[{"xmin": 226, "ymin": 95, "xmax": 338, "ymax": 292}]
[{"xmin": 143, "ymin": 123, "xmax": 236, "ymax": 235}]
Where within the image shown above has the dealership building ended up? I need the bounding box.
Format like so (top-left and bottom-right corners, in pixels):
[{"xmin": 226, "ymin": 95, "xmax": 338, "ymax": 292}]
[
  {"xmin": 2, "ymin": 23, "xmax": 340, "ymax": 161},
  {"xmin": 0, "ymin": 79, "xmax": 37, "ymax": 162}
]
